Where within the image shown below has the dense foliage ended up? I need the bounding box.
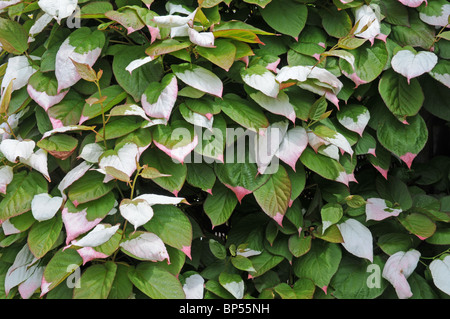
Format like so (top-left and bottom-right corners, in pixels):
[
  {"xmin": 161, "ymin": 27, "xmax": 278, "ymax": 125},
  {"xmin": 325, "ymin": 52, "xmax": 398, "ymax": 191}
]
[{"xmin": 0, "ymin": 0, "xmax": 449, "ymax": 300}]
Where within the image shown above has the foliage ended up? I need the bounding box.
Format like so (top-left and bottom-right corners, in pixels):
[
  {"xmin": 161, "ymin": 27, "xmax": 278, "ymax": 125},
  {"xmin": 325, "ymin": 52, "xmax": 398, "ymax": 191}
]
[{"xmin": 0, "ymin": 0, "xmax": 449, "ymax": 300}]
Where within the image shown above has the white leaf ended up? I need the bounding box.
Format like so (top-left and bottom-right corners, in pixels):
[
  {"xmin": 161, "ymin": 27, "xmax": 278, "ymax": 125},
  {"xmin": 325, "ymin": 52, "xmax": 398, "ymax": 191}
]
[
  {"xmin": 119, "ymin": 199, "xmax": 154, "ymax": 230},
  {"xmin": 354, "ymin": 5, "xmax": 381, "ymax": 43},
  {"xmin": 382, "ymin": 250, "xmax": 421, "ymax": 299},
  {"xmin": 27, "ymin": 83, "xmax": 69, "ymax": 111},
  {"xmin": 119, "ymin": 232, "xmax": 169, "ymax": 262},
  {"xmin": 0, "ymin": 165, "xmax": 13, "ymax": 194},
  {"xmin": 1, "ymin": 219, "xmax": 21, "ymax": 235},
  {"xmin": 254, "ymin": 121, "xmax": 288, "ymax": 174},
  {"xmin": 419, "ymin": 4, "xmax": 450, "ymax": 27},
  {"xmin": 57, "ymin": 161, "xmax": 92, "ymax": 199},
  {"xmin": 277, "ymin": 127, "xmax": 308, "ymax": 171},
  {"xmin": 62, "ymin": 206, "xmax": 103, "ymax": 244},
  {"xmin": 173, "ymin": 64, "xmax": 223, "ymax": 97},
  {"xmin": 0, "ymin": 139, "xmax": 35, "ymax": 163},
  {"xmin": 78, "ymin": 143, "xmax": 104, "ymax": 163},
  {"xmin": 153, "ymin": 134, "xmax": 198, "ymax": 164},
  {"xmin": 31, "ymin": 193, "xmax": 63, "ymax": 221},
  {"xmin": 134, "ymin": 193, "xmax": 187, "ymax": 206},
  {"xmin": 20, "ymin": 148, "xmax": 50, "ymax": 182},
  {"xmin": 125, "ymin": 56, "xmax": 154, "ymax": 74},
  {"xmin": 1, "ymin": 55, "xmax": 38, "ymax": 93},
  {"xmin": 337, "ymin": 106, "xmax": 370, "ymax": 137},
  {"xmin": 430, "ymin": 255, "xmax": 450, "ymax": 296},
  {"xmin": 275, "ymin": 65, "xmax": 310, "ymax": 83},
  {"xmin": 71, "ymin": 224, "xmax": 120, "ymax": 247},
  {"xmin": 28, "ymin": 13, "xmax": 53, "ymax": 40},
  {"xmin": 365, "ymin": 198, "xmax": 402, "ymax": 221},
  {"xmin": 5, "ymin": 245, "xmax": 38, "ymax": 296},
  {"xmin": 249, "ymin": 90, "xmax": 296, "ymax": 123},
  {"xmin": 142, "ymin": 75, "xmax": 178, "ymax": 120},
  {"xmin": 153, "ymin": 14, "xmax": 192, "ymax": 28},
  {"xmin": 391, "ymin": 49, "xmax": 438, "ymax": 83},
  {"xmin": 98, "ymin": 143, "xmax": 140, "ymax": 179},
  {"xmin": 0, "ymin": 0, "xmax": 21, "ymax": 10},
  {"xmin": 183, "ymin": 274, "xmax": 204, "ymax": 299},
  {"xmin": 242, "ymin": 65, "xmax": 279, "ymax": 98},
  {"xmin": 337, "ymin": 218, "xmax": 373, "ymax": 262},
  {"xmin": 188, "ymin": 28, "xmax": 215, "ymax": 48},
  {"xmin": 55, "ymin": 37, "xmax": 102, "ymax": 92},
  {"xmin": 18, "ymin": 266, "xmax": 44, "ymax": 299},
  {"xmin": 398, "ymin": 0, "xmax": 427, "ymax": 8},
  {"xmin": 37, "ymin": 0, "xmax": 78, "ymax": 22}
]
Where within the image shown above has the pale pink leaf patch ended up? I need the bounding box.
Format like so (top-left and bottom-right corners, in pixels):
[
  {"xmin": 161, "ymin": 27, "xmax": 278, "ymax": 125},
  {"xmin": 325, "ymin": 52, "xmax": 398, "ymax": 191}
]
[
  {"xmin": 398, "ymin": 0, "xmax": 427, "ymax": 8},
  {"xmin": 77, "ymin": 247, "xmax": 110, "ymax": 265},
  {"xmin": 188, "ymin": 27, "xmax": 215, "ymax": 48},
  {"xmin": 70, "ymin": 223, "xmax": 120, "ymax": 248},
  {"xmin": 365, "ymin": 198, "xmax": 402, "ymax": 221},
  {"xmin": 277, "ymin": 127, "xmax": 308, "ymax": 171},
  {"xmin": 142, "ymin": 75, "xmax": 178, "ymax": 121},
  {"xmin": 0, "ymin": 139, "xmax": 35, "ymax": 163},
  {"xmin": 183, "ymin": 274, "xmax": 204, "ymax": 299},
  {"xmin": 119, "ymin": 199, "xmax": 154, "ymax": 231},
  {"xmin": 429, "ymin": 255, "xmax": 450, "ymax": 296},
  {"xmin": 337, "ymin": 218, "xmax": 373, "ymax": 262},
  {"xmin": 0, "ymin": 165, "xmax": 13, "ymax": 194},
  {"xmin": 382, "ymin": 250, "xmax": 421, "ymax": 299},
  {"xmin": 120, "ymin": 232, "xmax": 170, "ymax": 262},
  {"xmin": 62, "ymin": 207, "xmax": 103, "ymax": 245},
  {"xmin": 153, "ymin": 134, "xmax": 198, "ymax": 164},
  {"xmin": 31, "ymin": 193, "xmax": 63, "ymax": 221}
]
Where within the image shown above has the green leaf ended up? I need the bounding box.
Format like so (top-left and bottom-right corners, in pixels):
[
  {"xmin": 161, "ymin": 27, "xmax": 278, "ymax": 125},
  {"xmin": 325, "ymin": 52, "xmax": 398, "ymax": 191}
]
[
  {"xmin": 112, "ymin": 45, "xmax": 164, "ymax": 101},
  {"xmin": 144, "ymin": 205, "xmax": 192, "ymax": 256},
  {"xmin": 339, "ymin": 41, "xmax": 388, "ymax": 85},
  {"xmin": 391, "ymin": 12, "xmax": 435, "ymax": 49},
  {"xmin": 73, "ymin": 262, "xmax": 117, "ymax": 299},
  {"xmin": 48, "ymin": 90, "xmax": 85, "ymax": 127},
  {"xmin": 377, "ymin": 233, "xmax": 415, "ymax": 255},
  {"xmin": 253, "ymin": 166, "xmax": 291, "ymax": 225},
  {"xmin": 108, "ymin": 264, "xmax": 133, "ymax": 299},
  {"xmin": 288, "ymin": 232, "xmax": 311, "ymax": 258},
  {"xmin": 0, "ymin": 171, "xmax": 48, "ymax": 221},
  {"xmin": 426, "ymin": 228, "xmax": 450, "ymax": 245},
  {"xmin": 27, "ymin": 214, "xmax": 63, "ymax": 259},
  {"xmin": 145, "ymin": 39, "xmax": 190, "ymax": 57},
  {"xmin": 219, "ymin": 93, "xmax": 269, "ymax": 133},
  {"xmin": 128, "ymin": 262, "xmax": 185, "ymax": 299},
  {"xmin": 330, "ymin": 256, "xmax": 387, "ymax": 299},
  {"xmin": 204, "ymin": 181, "xmax": 237, "ymax": 227},
  {"xmin": 186, "ymin": 162, "xmax": 216, "ymax": 193},
  {"xmin": 81, "ymin": 85, "xmax": 127, "ymax": 123},
  {"xmin": 260, "ymin": 0, "xmax": 308, "ymax": 38},
  {"xmin": 96, "ymin": 117, "xmax": 143, "ymax": 142},
  {"xmin": 377, "ymin": 114, "xmax": 428, "ymax": 169},
  {"xmin": 293, "ymin": 241, "xmax": 342, "ymax": 290},
  {"xmin": 398, "ymin": 213, "xmax": 436, "ymax": 239},
  {"xmin": 379, "ymin": 69, "xmax": 424, "ymax": 122},
  {"xmin": 42, "ymin": 247, "xmax": 83, "ymax": 295},
  {"xmin": 243, "ymin": 0, "xmax": 272, "ymax": 8},
  {"xmin": 67, "ymin": 171, "xmax": 114, "ymax": 205},
  {"xmin": 320, "ymin": 203, "xmax": 344, "ymax": 233},
  {"xmin": 141, "ymin": 147, "xmax": 187, "ymax": 195},
  {"xmin": 248, "ymin": 251, "xmax": 284, "ymax": 278},
  {"xmin": 37, "ymin": 134, "xmax": 78, "ymax": 161},
  {"xmin": 320, "ymin": 6, "xmax": 352, "ymax": 38},
  {"xmin": 300, "ymin": 147, "xmax": 348, "ymax": 186},
  {"xmin": 209, "ymin": 239, "xmax": 227, "ymax": 260},
  {"xmin": 0, "ymin": 18, "xmax": 28, "ymax": 54},
  {"xmin": 219, "ymin": 272, "xmax": 244, "ymax": 299},
  {"xmin": 196, "ymin": 39, "xmax": 237, "ymax": 71}
]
